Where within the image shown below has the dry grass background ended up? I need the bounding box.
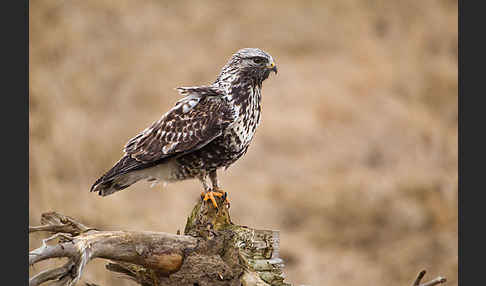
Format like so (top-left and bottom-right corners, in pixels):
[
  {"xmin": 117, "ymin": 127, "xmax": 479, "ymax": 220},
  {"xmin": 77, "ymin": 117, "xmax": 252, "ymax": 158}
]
[{"xmin": 29, "ymin": 1, "xmax": 457, "ymax": 285}]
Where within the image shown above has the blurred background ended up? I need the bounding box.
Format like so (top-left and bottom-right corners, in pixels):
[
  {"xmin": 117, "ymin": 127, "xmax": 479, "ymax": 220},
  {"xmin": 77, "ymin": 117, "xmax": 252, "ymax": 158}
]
[{"xmin": 29, "ymin": 0, "xmax": 457, "ymax": 285}]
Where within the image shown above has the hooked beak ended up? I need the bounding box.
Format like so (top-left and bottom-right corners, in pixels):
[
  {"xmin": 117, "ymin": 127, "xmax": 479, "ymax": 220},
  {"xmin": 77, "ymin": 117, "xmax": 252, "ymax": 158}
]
[{"xmin": 266, "ymin": 61, "xmax": 278, "ymax": 74}]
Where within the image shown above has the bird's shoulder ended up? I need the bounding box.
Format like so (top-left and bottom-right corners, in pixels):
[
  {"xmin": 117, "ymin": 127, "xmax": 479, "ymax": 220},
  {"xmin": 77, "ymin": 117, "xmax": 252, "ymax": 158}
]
[{"xmin": 172, "ymin": 85, "xmax": 234, "ymax": 119}]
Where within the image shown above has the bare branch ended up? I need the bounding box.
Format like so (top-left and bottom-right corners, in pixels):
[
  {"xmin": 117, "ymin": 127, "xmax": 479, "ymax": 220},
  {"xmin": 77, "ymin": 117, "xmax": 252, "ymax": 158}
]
[
  {"xmin": 419, "ymin": 277, "xmax": 447, "ymax": 286},
  {"xmin": 412, "ymin": 270, "xmax": 447, "ymax": 286},
  {"xmin": 412, "ymin": 270, "xmax": 427, "ymax": 286},
  {"xmin": 29, "ymin": 243, "xmax": 77, "ymax": 266},
  {"xmin": 29, "ymin": 228, "xmax": 199, "ymax": 285},
  {"xmin": 29, "ymin": 211, "xmax": 93, "ymax": 235},
  {"xmin": 29, "ymin": 261, "xmax": 75, "ymax": 286}
]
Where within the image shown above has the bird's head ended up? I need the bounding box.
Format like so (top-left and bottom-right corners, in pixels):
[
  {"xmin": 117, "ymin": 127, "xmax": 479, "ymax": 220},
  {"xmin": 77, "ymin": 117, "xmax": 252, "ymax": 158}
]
[{"xmin": 217, "ymin": 48, "xmax": 277, "ymax": 83}]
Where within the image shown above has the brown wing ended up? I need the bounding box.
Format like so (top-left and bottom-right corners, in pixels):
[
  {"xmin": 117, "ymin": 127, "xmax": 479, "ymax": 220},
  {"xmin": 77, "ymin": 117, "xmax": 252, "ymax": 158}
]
[{"xmin": 124, "ymin": 86, "xmax": 235, "ymax": 163}]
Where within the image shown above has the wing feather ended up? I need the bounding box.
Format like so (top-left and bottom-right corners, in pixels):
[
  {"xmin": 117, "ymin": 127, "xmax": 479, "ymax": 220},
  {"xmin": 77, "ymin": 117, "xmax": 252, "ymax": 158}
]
[{"xmin": 124, "ymin": 86, "xmax": 235, "ymax": 163}]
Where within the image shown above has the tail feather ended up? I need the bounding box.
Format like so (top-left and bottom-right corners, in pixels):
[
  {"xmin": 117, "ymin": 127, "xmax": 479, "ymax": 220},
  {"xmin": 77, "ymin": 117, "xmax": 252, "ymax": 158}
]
[
  {"xmin": 90, "ymin": 155, "xmax": 148, "ymax": 196},
  {"xmin": 91, "ymin": 155, "xmax": 175, "ymax": 196},
  {"xmin": 91, "ymin": 173, "xmax": 144, "ymax": 196}
]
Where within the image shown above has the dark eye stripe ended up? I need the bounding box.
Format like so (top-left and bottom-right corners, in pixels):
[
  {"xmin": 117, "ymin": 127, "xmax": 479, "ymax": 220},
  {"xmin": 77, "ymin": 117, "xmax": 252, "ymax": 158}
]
[{"xmin": 252, "ymin": 57, "xmax": 265, "ymax": 64}]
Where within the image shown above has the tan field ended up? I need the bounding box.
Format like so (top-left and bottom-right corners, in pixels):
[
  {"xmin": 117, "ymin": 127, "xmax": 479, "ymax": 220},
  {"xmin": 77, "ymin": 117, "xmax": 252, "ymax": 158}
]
[{"xmin": 29, "ymin": 1, "xmax": 457, "ymax": 285}]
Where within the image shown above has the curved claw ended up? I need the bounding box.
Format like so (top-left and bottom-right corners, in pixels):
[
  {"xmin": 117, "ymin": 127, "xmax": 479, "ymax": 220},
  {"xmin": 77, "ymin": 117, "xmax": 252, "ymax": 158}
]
[
  {"xmin": 221, "ymin": 192, "xmax": 230, "ymax": 208},
  {"xmin": 214, "ymin": 189, "xmax": 230, "ymax": 207}
]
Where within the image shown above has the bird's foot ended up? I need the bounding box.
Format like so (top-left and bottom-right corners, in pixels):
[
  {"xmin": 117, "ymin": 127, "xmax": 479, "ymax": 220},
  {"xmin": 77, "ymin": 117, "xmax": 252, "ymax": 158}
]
[
  {"xmin": 216, "ymin": 189, "xmax": 230, "ymax": 208},
  {"xmin": 201, "ymin": 189, "xmax": 230, "ymax": 209},
  {"xmin": 213, "ymin": 188, "xmax": 230, "ymax": 208}
]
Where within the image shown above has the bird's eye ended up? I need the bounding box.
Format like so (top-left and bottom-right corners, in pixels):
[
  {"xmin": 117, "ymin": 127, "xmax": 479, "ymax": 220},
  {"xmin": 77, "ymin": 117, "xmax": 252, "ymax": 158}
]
[{"xmin": 252, "ymin": 58, "xmax": 264, "ymax": 64}]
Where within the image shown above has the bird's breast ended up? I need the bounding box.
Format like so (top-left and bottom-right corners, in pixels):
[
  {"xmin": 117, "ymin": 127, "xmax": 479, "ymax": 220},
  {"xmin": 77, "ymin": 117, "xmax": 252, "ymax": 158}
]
[{"xmin": 224, "ymin": 86, "xmax": 262, "ymax": 151}]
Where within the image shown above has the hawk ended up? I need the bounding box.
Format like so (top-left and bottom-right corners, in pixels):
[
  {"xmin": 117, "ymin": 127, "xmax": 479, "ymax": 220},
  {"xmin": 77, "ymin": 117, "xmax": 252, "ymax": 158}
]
[{"xmin": 90, "ymin": 48, "xmax": 277, "ymax": 208}]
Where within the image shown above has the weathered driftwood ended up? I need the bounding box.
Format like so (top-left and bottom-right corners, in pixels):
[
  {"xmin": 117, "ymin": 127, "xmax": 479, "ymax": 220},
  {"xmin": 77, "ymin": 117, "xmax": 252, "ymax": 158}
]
[
  {"xmin": 28, "ymin": 196, "xmax": 447, "ymax": 286},
  {"xmin": 29, "ymin": 196, "xmax": 289, "ymax": 286}
]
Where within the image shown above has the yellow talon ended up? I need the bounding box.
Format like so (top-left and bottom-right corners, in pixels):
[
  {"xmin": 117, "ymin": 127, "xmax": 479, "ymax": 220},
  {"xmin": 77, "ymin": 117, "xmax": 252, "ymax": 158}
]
[
  {"xmin": 202, "ymin": 191, "xmax": 223, "ymax": 208},
  {"xmin": 201, "ymin": 190, "xmax": 229, "ymax": 208}
]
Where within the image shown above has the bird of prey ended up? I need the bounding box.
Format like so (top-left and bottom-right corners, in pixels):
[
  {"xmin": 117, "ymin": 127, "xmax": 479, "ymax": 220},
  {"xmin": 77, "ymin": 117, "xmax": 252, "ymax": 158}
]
[{"xmin": 90, "ymin": 48, "xmax": 277, "ymax": 208}]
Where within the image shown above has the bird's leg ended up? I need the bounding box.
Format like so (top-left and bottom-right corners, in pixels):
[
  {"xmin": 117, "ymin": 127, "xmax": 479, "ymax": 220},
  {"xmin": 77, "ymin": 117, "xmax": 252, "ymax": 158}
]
[
  {"xmin": 209, "ymin": 170, "xmax": 230, "ymax": 207},
  {"xmin": 199, "ymin": 174, "xmax": 224, "ymax": 208},
  {"xmin": 199, "ymin": 174, "xmax": 211, "ymax": 193}
]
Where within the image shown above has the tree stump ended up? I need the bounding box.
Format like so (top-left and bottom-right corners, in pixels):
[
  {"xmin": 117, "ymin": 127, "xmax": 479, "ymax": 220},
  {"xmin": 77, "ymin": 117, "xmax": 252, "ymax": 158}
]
[{"xmin": 29, "ymin": 196, "xmax": 290, "ymax": 286}]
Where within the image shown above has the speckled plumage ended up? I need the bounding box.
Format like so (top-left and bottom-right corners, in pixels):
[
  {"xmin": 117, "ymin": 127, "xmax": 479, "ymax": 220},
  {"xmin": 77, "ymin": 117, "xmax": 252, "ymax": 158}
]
[{"xmin": 91, "ymin": 48, "xmax": 277, "ymax": 196}]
